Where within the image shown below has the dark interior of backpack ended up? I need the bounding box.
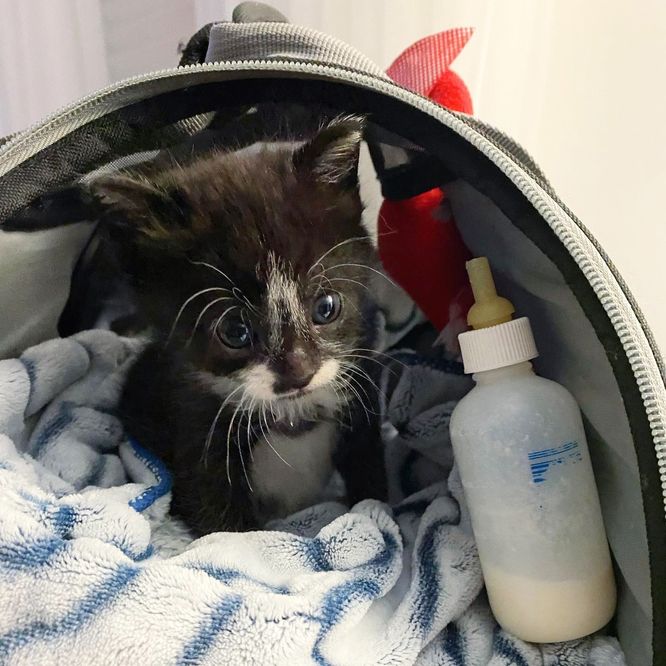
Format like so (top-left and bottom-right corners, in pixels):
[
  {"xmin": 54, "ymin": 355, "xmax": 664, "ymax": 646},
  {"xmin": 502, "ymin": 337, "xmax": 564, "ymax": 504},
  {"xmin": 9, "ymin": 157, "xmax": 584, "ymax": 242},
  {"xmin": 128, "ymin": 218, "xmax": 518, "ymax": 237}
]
[{"xmin": 0, "ymin": 76, "xmax": 662, "ymax": 665}]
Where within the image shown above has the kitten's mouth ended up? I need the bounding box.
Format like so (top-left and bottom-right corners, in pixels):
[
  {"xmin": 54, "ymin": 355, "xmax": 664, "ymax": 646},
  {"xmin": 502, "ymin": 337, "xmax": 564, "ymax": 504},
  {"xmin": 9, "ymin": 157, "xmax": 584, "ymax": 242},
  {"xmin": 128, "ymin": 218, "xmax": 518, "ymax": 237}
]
[
  {"xmin": 265, "ymin": 389, "xmax": 324, "ymax": 435},
  {"xmin": 266, "ymin": 382, "xmax": 339, "ymax": 430}
]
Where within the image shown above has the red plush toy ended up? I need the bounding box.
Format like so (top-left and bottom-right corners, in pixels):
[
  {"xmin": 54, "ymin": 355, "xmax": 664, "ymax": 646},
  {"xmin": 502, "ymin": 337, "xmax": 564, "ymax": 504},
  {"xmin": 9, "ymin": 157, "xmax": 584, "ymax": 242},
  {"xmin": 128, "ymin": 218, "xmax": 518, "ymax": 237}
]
[{"xmin": 378, "ymin": 29, "xmax": 474, "ymax": 341}]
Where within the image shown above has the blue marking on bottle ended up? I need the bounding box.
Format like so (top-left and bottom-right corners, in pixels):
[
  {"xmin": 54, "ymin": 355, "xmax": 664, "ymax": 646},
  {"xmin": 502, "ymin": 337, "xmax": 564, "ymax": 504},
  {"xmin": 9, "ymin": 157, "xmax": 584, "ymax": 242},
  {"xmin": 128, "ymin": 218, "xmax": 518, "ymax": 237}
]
[
  {"xmin": 529, "ymin": 441, "xmax": 582, "ymax": 483},
  {"xmin": 527, "ymin": 441, "xmax": 578, "ymax": 460}
]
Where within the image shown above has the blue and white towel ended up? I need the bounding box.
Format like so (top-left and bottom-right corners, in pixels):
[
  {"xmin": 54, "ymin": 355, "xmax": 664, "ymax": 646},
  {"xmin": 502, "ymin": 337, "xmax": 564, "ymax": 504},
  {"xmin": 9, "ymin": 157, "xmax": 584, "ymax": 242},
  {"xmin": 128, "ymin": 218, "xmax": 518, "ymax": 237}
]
[{"xmin": 0, "ymin": 331, "xmax": 625, "ymax": 665}]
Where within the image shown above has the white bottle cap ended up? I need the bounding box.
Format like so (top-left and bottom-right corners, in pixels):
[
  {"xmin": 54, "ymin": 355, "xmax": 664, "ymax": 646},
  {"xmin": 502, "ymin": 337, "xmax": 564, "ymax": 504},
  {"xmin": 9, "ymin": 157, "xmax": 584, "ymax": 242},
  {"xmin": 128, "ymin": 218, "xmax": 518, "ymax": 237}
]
[{"xmin": 459, "ymin": 317, "xmax": 538, "ymax": 374}]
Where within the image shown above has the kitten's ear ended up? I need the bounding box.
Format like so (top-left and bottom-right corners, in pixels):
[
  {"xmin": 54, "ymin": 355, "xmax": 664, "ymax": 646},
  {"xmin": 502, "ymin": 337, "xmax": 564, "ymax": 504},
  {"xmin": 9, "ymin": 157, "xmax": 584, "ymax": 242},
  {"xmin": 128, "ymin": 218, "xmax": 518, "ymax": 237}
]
[
  {"xmin": 91, "ymin": 174, "xmax": 167, "ymax": 217},
  {"xmin": 90, "ymin": 174, "xmax": 190, "ymax": 244},
  {"xmin": 293, "ymin": 115, "xmax": 364, "ymax": 188}
]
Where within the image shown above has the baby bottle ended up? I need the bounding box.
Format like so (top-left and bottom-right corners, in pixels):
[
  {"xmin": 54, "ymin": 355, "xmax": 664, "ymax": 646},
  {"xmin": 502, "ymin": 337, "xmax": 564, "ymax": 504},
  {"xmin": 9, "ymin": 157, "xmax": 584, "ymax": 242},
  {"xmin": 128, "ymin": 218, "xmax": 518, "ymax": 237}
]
[{"xmin": 449, "ymin": 257, "xmax": 616, "ymax": 643}]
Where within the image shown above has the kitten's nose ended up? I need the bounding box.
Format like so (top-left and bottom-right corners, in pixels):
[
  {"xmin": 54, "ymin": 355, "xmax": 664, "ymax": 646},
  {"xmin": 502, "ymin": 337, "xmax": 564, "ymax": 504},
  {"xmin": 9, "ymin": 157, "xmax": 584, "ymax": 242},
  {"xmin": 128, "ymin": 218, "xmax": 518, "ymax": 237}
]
[{"xmin": 273, "ymin": 349, "xmax": 317, "ymax": 393}]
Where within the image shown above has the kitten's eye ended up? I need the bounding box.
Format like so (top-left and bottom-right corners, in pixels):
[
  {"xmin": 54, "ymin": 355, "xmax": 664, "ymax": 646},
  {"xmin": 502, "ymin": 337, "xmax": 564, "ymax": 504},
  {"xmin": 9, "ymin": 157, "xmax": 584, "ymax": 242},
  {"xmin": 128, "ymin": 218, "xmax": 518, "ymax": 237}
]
[
  {"xmin": 312, "ymin": 292, "xmax": 342, "ymax": 325},
  {"xmin": 216, "ymin": 317, "xmax": 252, "ymax": 349}
]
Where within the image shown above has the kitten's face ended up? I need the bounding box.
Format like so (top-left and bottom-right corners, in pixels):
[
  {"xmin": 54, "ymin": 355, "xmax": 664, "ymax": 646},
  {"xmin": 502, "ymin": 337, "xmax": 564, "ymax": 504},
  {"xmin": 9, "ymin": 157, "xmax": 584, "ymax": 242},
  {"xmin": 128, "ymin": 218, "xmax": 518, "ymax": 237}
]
[{"xmin": 95, "ymin": 117, "xmax": 379, "ymax": 420}]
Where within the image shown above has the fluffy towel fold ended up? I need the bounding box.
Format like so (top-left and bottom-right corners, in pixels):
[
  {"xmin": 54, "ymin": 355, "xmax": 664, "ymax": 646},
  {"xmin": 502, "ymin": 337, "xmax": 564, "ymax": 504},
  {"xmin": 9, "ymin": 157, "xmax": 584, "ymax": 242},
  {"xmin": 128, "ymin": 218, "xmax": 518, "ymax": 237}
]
[{"xmin": 0, "ymin": 331, "xmax": 625, "ymax": 665}]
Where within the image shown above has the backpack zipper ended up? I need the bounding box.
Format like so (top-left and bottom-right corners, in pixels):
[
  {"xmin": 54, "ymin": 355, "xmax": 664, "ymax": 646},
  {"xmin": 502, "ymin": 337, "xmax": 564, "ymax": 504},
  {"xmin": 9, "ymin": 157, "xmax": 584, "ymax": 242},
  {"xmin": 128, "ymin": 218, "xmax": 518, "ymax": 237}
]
[{"xmin": 1, "ymin": 58, "xmax": 664, "ymax": 513}]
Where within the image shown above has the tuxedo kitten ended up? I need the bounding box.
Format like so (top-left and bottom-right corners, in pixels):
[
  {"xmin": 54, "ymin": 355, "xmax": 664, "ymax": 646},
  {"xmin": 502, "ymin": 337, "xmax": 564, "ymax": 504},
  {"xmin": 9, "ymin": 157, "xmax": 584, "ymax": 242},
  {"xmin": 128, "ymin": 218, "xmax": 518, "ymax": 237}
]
[{"xmin": 91, "ymin": 116, "xmax": 387, "ymax": 535}]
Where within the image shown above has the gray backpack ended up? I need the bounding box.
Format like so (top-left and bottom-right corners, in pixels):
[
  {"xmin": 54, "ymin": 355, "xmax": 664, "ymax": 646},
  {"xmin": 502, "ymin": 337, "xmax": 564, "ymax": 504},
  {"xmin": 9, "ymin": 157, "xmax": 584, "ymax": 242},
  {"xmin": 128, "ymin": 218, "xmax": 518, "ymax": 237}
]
[{"xmin": 0, "ymin": 4, "xmax": 662, "ymax": 664}]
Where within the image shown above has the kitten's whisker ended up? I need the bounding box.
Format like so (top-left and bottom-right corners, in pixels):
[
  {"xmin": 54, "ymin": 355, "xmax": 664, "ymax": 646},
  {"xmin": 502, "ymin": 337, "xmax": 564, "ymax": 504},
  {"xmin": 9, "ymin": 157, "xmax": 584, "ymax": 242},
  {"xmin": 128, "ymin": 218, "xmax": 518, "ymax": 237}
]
[
  {"xmin": 234, "ymin": 395, "xmax": 253, "ymax": 492},
  {"xmin": 346, "ymin": 347, "xmax": 409, "ymax": 370},
  {"xmin": 190, "ymin": 260, "xmax": 238, "ymax": 288},
  {"xmin": 330, "ymin": 379, "xmax": 352, "ymax": 426},
  {"xmin": 306, "ymin": 236, "xmax": 371, "ymax": 275},
  {"xmin": 202, "ymin": 403, "xmax": 225, "ymax": 471},
  {"xmin": 336, "ymin": 352, "xmax": 394, "ymax": 377},
  {"xmin": 240, "ymin": 309, "xmax": 256, "ymax": 350},
  {"xmin": 187, "ymin": 299, "xmax": 234, "ymax": 346},
  {"xmin": 246, "ymin": 395, "xmax": 257, "ymax": 461},
  {"xmin": 234, "ymin": 287, "xmax": 260, "ymax": 316},
  {"xmin": 212, "ymin": 304, "xmax": 241, "ymax": 339},
  {"xmin": 339, "ymin": 361, "xmax": 382, "ymax": 395},
  {"xmin": 258, "ymin": 404, "xmax": 269, "ymax": 440},
  {"xmin": 259, "ymin": 402, "xmax": 293, "ymax": 469},
  {"xmin": 324, "ymin": 277, "xmax": 372, "ymax": 293},
  {"xmin": 338, "ymin": 352, "xmax": 385, "ymax": 367},
  {"xmin": 340, "ymin": 367, "xmax": 378, "ymax": 411},
  {"xmin": 239, "ymin": 440, "xmax": 253, "ymax": 491},
  {"xmin": 226, "ymin": 388, "xmax": 247, "ymax": 487},
  {"xmin": 202, "ymin": 384, "xmax": 243, "ymax": 474},
  {"xmin": 339, "ymin": 375, "xmax": 372, "ymax": 424},
  {"xmin": 167, "ymin": 286, "xmax": 230, "ymax": 343},
  {"xmin": 337, "ymin": 353, "xmax": 400, "ymax": 379},
  {"xmin": 330, "ymin": 376, "xmax": 351, "ymax": 405},
  {"xmin": 318, "ymin": 263, "xmax": 399, "ymax": 289},
  {"xmin": 310, "ymin": 278, "xmax": 362, "ymax": 317},
  {"xmin": 257, "ymin": 404, "xmax": 273, "ymax": 456},
  {"xmin": 189, "ymin": 260, "xmax": 259, "ymax": 315},
  {"xmin": 344, "ymin": 382, "xmax": 372, "ymax": 425},
  {"xmin": 248, "ymin": 405, "xmax": 265, "ymax": 456},
  {"xmin": 340, "ymin": 364, "xmax": 387, "ymax": 418},
  {"xmin": 312, "ymin": 266, "xmax": 336, "ymax": 294}
]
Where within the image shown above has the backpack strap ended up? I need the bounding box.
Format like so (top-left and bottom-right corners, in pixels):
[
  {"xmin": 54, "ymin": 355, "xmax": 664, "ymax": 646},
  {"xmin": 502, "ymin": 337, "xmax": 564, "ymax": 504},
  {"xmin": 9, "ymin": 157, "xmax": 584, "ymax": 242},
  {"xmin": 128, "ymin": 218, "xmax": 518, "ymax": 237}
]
[
  {"xmin": 232, "ymin": 1, "xmax": 287, "ymax": 23},
  {"xmin": 178, "ymin": 2, "xmax": 288, "ymax": 67},
  {"xmin": 178, "ymin": 23, "xmax": 214, "ymax": 66}
]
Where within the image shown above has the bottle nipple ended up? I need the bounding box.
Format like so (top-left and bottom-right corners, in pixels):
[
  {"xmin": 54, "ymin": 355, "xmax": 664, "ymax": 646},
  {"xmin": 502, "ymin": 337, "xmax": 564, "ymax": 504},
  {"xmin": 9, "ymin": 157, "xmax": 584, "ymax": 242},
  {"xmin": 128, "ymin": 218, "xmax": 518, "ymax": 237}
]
[{"xmin": 466, "ymin": 257, "xmax": 515, "ymax": 330}]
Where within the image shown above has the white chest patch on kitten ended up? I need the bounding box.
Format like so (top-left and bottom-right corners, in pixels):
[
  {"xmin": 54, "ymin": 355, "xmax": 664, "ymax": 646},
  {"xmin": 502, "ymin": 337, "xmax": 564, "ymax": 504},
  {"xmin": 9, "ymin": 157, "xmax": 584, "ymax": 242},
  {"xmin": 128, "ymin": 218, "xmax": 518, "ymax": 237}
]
[{"xmin": 251, "ymin": 420, "xmax": 337, "ymax": 518}]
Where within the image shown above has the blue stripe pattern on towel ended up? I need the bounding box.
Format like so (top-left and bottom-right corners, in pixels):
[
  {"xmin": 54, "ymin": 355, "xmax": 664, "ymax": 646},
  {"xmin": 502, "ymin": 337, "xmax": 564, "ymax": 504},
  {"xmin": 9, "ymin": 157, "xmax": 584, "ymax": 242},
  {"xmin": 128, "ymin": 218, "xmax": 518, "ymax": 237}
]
[
  {"xmin": 0, "ymin": 537, "xmax": 68, "ymax": 571},
  {"xmin": 127, "ymin": 437, "xmax": 172, "ymax": 512},
  {"xmin": 177, "ymin": 595, "xmax": 243, "ymax": 666},
  {"xmin": 0, "ymin": 565, "xmax": 140, "ymax": 659}
]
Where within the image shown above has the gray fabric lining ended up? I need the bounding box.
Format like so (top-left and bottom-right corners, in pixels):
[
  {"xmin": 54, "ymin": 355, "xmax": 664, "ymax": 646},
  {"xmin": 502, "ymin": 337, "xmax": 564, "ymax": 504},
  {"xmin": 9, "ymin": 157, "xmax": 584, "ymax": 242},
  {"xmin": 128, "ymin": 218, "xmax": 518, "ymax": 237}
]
[
  {"xmin": 448, "ymin": 179, "xmax": 651, "ymax": 666},
  {"xmin": 0, "ymin": 225, "xmax": 92, "ymax": 358}
]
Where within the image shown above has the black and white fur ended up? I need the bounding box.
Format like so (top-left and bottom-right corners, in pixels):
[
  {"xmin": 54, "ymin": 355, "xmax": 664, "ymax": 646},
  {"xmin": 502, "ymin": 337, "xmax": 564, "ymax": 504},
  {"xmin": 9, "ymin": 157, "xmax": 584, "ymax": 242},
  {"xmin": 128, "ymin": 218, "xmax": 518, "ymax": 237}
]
[{"xmin": 88, "ymin": 116, "xmax": 387, "ymax": 535}]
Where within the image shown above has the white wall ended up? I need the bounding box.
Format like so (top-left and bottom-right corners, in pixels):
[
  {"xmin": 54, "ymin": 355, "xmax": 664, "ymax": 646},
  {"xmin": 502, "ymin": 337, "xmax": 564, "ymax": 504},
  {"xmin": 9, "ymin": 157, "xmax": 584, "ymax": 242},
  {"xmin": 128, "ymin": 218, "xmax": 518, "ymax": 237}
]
[
  {"xmin": 0, "ymin": 0, "xmax": 108, "ymax": 135},
  {"xmin": 99, "ymin": 0, "xmax": 195, "ymax": 81},
  {"xmin": 1, "ymin": 0, "xmax": 665, "ymax": 347}
]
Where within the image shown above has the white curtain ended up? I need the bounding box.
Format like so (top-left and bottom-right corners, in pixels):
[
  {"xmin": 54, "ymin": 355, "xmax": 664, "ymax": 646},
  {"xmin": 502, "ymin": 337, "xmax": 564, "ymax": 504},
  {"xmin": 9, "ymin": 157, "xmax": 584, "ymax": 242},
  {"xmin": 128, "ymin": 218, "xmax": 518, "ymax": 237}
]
[
  {"xmin": 0, "ymin": 0, "xmax": 109, "ymax": 136},
  {"xmin": 0, "ymin": 0, "xmax": 197, "ymax": 136}
]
